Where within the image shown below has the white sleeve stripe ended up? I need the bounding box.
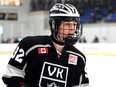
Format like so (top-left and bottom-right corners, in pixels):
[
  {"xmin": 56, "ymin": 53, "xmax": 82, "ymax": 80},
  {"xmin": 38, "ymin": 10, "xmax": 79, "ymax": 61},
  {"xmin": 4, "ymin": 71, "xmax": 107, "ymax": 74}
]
[
  {"xmin": 23, "ymin": 62, "xmax": 27, "ymax": 72},
  {"xmin": 3, "ymin": 64, "xmax": 25, "ymax": 78},
  {"xmin": 73, "ymin": 84, "xmax": 89, "ymax": 87},
  {"xmin": 79, "ymin": 74, "xmax": 82, "ymax": 85}
]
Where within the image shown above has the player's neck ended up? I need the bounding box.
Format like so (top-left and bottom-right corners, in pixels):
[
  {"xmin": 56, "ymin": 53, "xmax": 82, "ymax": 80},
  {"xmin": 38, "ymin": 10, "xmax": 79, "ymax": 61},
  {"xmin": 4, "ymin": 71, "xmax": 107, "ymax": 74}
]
[{"xmin": 53, "ymin": 42, "xmax": 64, "ymax": 53}]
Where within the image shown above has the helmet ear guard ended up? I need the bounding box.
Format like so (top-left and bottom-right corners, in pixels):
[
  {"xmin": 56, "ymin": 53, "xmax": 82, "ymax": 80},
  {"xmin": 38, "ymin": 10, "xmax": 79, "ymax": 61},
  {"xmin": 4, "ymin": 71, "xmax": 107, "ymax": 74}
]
[{"xmin": 49, "ymin": 18, "xmax": 61, "ymax": 35}]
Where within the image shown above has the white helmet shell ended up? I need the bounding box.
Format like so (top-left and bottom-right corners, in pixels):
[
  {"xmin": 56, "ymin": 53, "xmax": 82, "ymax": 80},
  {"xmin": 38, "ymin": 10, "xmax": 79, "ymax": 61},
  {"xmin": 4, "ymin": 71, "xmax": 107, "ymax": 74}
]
[{"xmin": 50, "ymin": 3, "xmax": 80, "ymax": 17}]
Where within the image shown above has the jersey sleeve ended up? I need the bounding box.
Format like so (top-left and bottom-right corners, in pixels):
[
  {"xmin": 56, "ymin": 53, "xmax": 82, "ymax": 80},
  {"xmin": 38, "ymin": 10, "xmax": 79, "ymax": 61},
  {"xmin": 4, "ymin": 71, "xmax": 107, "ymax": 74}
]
[
  {"xmin": 2, "ymin": 37, "xmax": 30, "ymax": 87},
  {"xmin": 73, "ymin": 54, "xmax": 89, "ymax": 87},
  {"xmin": 80, "ymin": 63, "xmax": 89, "ymax": 86}
]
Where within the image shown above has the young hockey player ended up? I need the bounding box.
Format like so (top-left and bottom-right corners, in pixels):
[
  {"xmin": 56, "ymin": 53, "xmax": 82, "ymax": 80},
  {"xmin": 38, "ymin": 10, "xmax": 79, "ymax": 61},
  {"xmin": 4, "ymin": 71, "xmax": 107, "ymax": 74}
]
[{"xmin": 2, "ymin": 3, "xmax": 89, "ymax": 87}]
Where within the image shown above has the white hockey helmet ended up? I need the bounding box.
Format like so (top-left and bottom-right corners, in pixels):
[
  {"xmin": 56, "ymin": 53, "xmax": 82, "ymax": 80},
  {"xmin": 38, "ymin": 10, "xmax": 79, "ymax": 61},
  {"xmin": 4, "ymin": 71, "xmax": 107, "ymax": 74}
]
[{"xmin": 49, "ymin": 3, "xmax": 80, "ymax": 17}]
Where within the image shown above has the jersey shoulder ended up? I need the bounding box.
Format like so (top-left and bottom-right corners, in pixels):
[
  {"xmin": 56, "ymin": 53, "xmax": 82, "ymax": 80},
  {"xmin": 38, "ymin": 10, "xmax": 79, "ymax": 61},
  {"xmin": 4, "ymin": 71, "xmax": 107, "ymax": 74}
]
[
  {"xmin": 18, "ymin": 35, "xmax": 51, "ymax": 51},
  {"xmin": 69, "ymin": 45, "xmax": 86, "ymax": 64}
]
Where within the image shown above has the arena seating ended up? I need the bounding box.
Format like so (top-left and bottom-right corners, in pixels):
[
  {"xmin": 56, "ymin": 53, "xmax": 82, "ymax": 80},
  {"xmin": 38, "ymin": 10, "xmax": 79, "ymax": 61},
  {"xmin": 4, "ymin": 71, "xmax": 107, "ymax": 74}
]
[{"xmin": 30, "ymin": 0, "xmax": 116, "ymax": 23}]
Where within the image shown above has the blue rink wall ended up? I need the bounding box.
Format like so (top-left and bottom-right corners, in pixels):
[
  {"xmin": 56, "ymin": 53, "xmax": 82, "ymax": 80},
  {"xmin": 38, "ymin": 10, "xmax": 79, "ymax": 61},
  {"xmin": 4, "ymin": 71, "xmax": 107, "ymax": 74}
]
[{"xmin": 0, "ymin": 43, "xmax": 116, "ymax": 87}]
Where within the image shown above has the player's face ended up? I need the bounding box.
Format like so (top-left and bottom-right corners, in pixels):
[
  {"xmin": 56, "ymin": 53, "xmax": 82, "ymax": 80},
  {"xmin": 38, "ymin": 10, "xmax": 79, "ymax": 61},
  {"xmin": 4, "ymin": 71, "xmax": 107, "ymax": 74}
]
[{"xmin": 57, "ymin": 21, "xmax": 77, "ymax": 42}]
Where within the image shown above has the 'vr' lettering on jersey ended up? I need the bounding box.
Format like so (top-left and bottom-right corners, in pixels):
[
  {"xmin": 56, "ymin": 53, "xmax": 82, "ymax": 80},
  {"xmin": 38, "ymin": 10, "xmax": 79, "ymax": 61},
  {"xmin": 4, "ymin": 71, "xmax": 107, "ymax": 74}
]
[
  {"xmin": 48, "ymin": 66, "xmax": 63, "ymax": 79},
  {"xmin": 39, "ymin": 62, "xmax": 69, "ymax": 87}
]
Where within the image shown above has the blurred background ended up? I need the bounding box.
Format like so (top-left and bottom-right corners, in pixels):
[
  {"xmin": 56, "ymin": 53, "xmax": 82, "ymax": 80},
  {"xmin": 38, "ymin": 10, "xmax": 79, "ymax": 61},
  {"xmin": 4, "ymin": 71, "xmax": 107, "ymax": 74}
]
[
  {"xmin": 0, "ymin": 0, "xmax": 116, "ymax": 43},
  {"xmin": 0, "ymin": 0, "xmax": 116, "ymax": 87}
]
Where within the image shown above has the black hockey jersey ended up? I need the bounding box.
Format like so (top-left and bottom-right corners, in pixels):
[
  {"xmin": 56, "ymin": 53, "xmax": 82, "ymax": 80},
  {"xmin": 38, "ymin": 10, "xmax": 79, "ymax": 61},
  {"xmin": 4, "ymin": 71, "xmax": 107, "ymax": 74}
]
[{"xmin": 2, "ymin": 36, "xmax": 89, "ymax": 87}]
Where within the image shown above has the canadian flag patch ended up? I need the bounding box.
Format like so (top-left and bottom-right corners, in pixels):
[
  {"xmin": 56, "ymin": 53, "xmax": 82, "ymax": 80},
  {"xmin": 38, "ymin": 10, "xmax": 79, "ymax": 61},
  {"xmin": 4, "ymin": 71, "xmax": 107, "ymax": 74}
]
[
  {"xmin": 38, "ymin": 48, "xmax": 48, "ymax": 54},
  {"xmin": 68, "ymin": 54, "xmax": 78, "ymax": 65}
]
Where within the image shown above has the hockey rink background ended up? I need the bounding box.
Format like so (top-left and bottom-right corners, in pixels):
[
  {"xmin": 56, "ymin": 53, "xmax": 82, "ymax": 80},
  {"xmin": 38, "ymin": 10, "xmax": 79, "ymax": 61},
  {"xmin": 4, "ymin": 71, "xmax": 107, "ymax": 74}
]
[{"xmin": 0, "ymin": 43, "xmax": 116, "ymax": 87}]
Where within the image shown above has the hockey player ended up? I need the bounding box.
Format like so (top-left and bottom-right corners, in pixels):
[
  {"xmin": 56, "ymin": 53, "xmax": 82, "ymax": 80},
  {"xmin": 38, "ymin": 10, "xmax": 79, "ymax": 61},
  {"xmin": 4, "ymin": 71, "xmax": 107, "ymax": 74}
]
[{"xmin": 2, "ymin": 3, "xmax": 89, "ymax": 87}]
